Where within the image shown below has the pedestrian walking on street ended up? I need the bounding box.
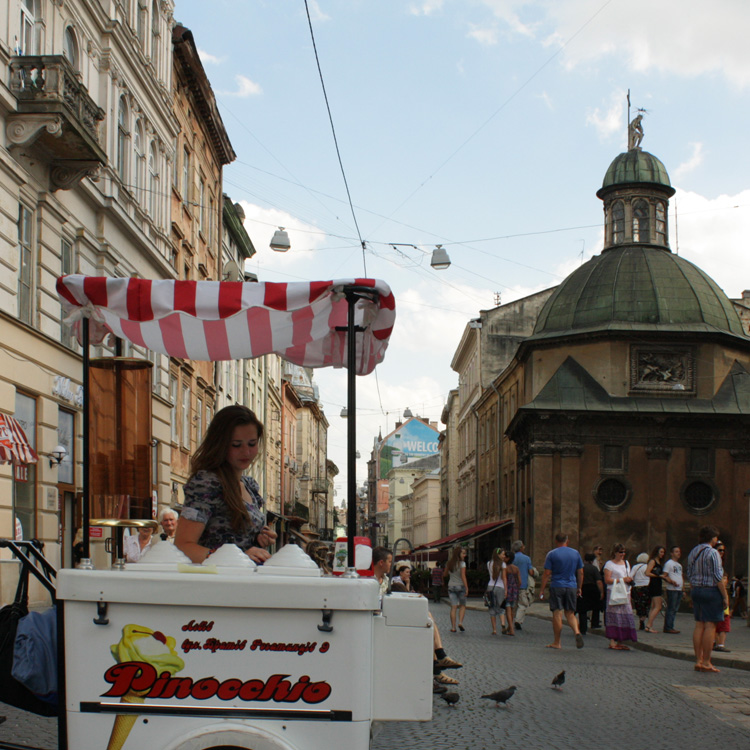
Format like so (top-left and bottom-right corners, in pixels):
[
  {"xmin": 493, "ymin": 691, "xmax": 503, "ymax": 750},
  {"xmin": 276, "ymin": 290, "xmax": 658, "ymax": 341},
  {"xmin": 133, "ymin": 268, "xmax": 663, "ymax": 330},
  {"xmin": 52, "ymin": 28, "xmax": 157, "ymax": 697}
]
[
  {"xmin": 686, "ymin": 525, "xmax": 729, "ymax": 673},
  {"xmin": 630, "ymin": 552, "xmax": 651, "ymax": 631},
  {"xmin": 486, "ymin": 548, "xmax": 506, "ymax": 636},
  {"xmin": 431, "ymin": 563, "xmax": 444, "ymax": 603},
  {"xmin": 503, "ymin": 551, "xmax": 520, "ymax": 636},
  {"xmin": 603, "ymin": 543, "xmax": 637, "ymax": 650},
  {"xmin": 538, "ymin": 533, "xmax": 585, "ymax": 649},
  {"xmin": 445, "ymin": 546, "xmax": 468, "ymax": 632},
  {"xmin": 662, "ymin": 546, "xmax": 683, "ymax": 634},
  {"xmin": 590, "ymin": 544, "xmax": 605, "ymax": 628},
  {"xmin": 576, "ymin": 553, "xmax": 603, "ymax": 635},
  {"xmin": 730, "ymin": 573, "xmax": 746, "ymax": 618},
  {"xmin": 713, "ymin": 542, "xmax": 731, "ymax": 653},
  {"xmin": 644, "ymin": 546, "xmax": 667, "ymax": 633},
  {"xmin": 510, "ymin": 540, "xmax": 537, "ymax": 630}
]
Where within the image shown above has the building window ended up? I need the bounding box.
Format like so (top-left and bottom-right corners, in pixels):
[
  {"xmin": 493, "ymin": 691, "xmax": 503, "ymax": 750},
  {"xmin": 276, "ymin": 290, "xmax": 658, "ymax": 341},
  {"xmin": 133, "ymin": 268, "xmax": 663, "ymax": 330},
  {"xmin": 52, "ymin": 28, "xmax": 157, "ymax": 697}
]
[
  {"xmin": 169, "ymin": 374, "xmax": 178, "ymax": 443},
  {"xmin": 18, "ymin": 204, "xmax": 33, "ymax": 325},
  {"xmin": 199, "ymin": 176, "xmax": 206, "ymax": 235},
  {"xmin": 134, "ymin": 120, "xmax": 145, "ymax": 203},
  {"xmin": 57, "ymin": 408, "xmax": 75, "ymax": 486},
  {"xmin": 63, "ymin": 26, "xmax": 79, "ymax": 70},
  {"xmin": 196, "ymin": 396, "xmax": 203, "ymax": 440},
  {"xmin": 117, "ymin": 97, "xmax": 129, "ymax": 182},
  {"xmin": 148, "ymin": 141, "xmax": 158, "ymax": 219},
  {"xmin": 182, "ymin": 147, "xmax": 190, "ymax": 205},
  {"xmin": 151, "ymin": 0, "xmax": 160, "ymax": 71},
  {"xmin": 593, "ymin": 476, "xmax": 631, "ymax": 511},
  {"xmin": 182, "ymin": 383, "xmax": 191, "ymax": 448},
  {"xmin": 13, "ymin": 392, "xmax": 37, "ymax": 539},
  {"xmin": 655, "ymin": 200, "xmax": 667, "ymax": 245},
  {"xmin": 61, "ymin": 237, "xmax": 76, "ymax": 347},
  {"xmin": 632, "ymin": 199, "xmax": 649, "ymax": 242},
  {"xmin": 208, "ymin": 194, "xmax": 215, "ymax": 247},
  {"xmin": 682, "ymin": 480, "xmax": 717, "ymax": 515},
  {"xmin": 612, "ymin": 201, "xmax": 625, "ymax": 244},
  {"xmin": 600, "ymin": 445, "xmax": 627, "ymax": 473},
  {"xmin": 19, "ymin": 0, "xmax": 35, "ymax": 55},
  {"xmin": 688, "ymin": 447, "xmax": 713, "ymax": 476}
]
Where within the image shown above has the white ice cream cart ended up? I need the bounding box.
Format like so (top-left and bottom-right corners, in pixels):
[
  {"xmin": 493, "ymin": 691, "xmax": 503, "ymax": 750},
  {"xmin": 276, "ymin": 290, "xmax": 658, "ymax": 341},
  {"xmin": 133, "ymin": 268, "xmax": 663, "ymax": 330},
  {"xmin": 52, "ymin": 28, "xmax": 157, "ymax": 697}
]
[{"xmin": 1, "ymin": 277, "xmax": 432, "ymax": 750}]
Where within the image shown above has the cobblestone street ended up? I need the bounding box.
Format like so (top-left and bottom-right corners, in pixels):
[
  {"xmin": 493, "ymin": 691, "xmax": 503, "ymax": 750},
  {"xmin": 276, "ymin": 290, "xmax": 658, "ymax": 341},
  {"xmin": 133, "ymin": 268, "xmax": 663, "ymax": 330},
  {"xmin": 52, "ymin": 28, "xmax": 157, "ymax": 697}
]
[
  {"xmin": 373, "ymin": 605, "xmax": 750, "ymax": 750},
  {"xmin": 3, "ymin": 604, "xmax": 750, "ymax": 750}
]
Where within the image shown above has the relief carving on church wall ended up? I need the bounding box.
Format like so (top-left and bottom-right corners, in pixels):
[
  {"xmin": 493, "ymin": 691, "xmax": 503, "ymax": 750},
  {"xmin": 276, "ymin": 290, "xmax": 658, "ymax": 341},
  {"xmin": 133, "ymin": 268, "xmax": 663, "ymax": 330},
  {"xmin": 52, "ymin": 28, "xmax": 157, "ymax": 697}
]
[{"xmin": 630, "ymin": 346, "xmax": 695, "ymax": 393}]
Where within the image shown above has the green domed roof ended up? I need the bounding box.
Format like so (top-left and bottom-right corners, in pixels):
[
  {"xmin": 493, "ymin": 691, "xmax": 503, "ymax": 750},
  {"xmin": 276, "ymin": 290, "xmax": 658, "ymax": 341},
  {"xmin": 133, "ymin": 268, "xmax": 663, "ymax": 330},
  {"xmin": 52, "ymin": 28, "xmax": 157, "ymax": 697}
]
[
  {"xmin": 533, "ymin": 246, "xmax": 745, "ymax": 338},
  {"xmin": 599, "ymin": 149, "xmax": 673, "ymax": 194}
]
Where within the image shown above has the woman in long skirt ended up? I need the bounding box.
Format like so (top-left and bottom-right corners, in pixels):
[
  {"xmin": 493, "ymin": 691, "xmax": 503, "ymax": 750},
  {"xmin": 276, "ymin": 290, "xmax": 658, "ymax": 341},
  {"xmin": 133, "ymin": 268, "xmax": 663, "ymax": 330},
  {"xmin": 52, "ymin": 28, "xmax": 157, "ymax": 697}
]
[{"xmin": 603, "ymin": 543, "xmax": 638, "ymax": 650}]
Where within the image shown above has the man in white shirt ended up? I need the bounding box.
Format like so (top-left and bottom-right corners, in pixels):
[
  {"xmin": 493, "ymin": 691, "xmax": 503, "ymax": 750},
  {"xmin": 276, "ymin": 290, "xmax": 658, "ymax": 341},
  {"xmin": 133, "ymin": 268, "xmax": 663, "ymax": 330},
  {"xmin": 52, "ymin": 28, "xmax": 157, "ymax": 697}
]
[{"xmin": 663, "ymin": 545, "xmax": 683, "ymax": 634}]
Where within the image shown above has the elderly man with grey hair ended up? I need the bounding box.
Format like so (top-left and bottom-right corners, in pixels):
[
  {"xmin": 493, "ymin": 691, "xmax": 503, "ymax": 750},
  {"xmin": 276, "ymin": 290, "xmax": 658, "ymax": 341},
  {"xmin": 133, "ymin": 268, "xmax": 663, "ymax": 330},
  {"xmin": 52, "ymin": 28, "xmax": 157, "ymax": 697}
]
[
  {"xmin": 158, "ymin": 507, "xmax": 179, "ymax": 543},
  {"xmin": 511, "ymin": 540, "xmax": 537, "ymax": 630}
]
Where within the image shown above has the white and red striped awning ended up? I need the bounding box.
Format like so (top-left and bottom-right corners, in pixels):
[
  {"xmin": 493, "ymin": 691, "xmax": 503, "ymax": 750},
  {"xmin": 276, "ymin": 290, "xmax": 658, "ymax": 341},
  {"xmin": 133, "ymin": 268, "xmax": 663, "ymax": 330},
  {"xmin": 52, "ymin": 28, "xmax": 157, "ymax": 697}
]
[
  {"xmin": 56, "ymin": 276, "xmax": 395, "ymax": 375},
  {"xmin": 0, "ymin": 414, "xmax": 38, "ymax": 465}
]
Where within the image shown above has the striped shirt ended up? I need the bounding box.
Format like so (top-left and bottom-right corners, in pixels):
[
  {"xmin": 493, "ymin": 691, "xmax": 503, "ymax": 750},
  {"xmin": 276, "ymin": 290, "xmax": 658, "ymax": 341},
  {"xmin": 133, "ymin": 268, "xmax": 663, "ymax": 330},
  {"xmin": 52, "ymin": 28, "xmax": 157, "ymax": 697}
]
[{"xmin": 686, "ymin": 543, "xmax": 724, "ymax": 587}]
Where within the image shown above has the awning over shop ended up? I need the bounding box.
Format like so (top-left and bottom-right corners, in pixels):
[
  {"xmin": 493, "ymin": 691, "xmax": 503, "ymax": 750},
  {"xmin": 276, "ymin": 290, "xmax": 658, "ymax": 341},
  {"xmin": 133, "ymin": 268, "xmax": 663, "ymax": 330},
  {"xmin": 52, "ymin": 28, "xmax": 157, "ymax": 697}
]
[
  {"xmin": 416, "ymin": 519, "xmax": 512, "ymax": 551},
  {"xmin": 0, "ymin": 414, "xmax": 38, "ymax": 465}
]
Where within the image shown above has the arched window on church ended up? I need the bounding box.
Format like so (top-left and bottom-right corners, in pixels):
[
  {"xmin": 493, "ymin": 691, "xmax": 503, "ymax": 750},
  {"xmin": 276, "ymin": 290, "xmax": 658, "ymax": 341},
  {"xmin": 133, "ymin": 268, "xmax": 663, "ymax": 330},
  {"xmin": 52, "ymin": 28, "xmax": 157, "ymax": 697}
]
[
  {"xmin": 612, "ymin": 200, "xmax": 625, "ymax": 244},
  {"xmin": 632, "ymin": 199, "xmax": 649, "ymax": 243},
  {"xmin": 655, "ymin": 200, "xmax": 667, "ymax": 245}
]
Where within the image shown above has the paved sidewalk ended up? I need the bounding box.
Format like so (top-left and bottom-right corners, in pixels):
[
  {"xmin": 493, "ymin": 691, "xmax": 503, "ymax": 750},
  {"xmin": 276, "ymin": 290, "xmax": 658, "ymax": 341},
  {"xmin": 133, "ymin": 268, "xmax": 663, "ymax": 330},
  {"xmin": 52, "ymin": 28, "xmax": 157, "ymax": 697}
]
[{"xmin": 465, "ymin": 598, "xmax": 750, "ymax": 670}]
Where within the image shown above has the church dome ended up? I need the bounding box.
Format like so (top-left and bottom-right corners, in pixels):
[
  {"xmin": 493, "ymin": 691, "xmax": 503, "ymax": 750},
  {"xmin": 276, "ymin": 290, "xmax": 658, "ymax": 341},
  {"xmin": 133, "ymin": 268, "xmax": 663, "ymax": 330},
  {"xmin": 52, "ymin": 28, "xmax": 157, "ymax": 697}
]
[
  {"xmin": 597, "ymin": 149, "xmax": 674, "ymax": 197},
  {"xmin": 532, "ymin": 245, "xmax": 745, "ymax": 338}
]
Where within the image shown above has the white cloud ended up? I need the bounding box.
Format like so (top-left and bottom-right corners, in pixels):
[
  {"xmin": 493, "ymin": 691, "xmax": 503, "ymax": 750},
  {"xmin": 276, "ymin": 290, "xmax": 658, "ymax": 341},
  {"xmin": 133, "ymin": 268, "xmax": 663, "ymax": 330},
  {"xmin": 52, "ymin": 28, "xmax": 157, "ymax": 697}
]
[
  {"xmin": 673, "ymin": 143, "xmax": 705, "ymax": 181},
  {"xmin": 409, "ymin": 0, "xmax": 445, "ymax": 16},
  {"xmin": 670, "ymin": 188, "xmax": 750, "ymax": 298},
  {"xmin": 586, "ymin": 91, "xmax": 626, "ymax": 142},
  {"xmin": 476, "ymin": 0, "xmax": 537, "ymax": 37},
  {"xmin": 531, "ymin": 0, "xmax": 750, "ymax": 87},
  {"xmin": 197, "ymin": 48, "xmax": 225, "ymax": 65},
  {"xmin": 218, "ymin": 75, "xmax": 262, "ymax": 98},
  {"xmin": 307, "ymin": 0, "xmax": 330, "ymax": 22},
  {"xmin": 537, "ymin": 90, "xmax": 554, "ymax": 110},
  {"xmin": 467, "ymin": 23, "xmax": 498, "ymax": 46}
]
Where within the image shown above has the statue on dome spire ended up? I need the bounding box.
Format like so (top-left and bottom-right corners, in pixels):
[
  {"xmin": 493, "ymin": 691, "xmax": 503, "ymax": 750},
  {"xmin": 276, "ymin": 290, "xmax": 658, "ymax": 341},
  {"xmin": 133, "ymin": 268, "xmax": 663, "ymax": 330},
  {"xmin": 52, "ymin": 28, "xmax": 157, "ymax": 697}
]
[{"xmin": 628, "ymin": 110, "xmax": 646, "ymax": 150}]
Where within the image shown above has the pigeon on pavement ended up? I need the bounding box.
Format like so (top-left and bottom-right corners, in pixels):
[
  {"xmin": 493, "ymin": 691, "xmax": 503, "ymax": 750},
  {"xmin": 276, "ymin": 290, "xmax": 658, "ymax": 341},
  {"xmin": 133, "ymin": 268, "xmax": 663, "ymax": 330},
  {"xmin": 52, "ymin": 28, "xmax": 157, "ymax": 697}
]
[
  {"xmin": 551, "ymin": 670, "xmax": 566, "ymax": 690},
  {"xmin": 481, "ymin": 685, "xmax": 516, "ymax": 707},
  {"xmin": 440, "ymin": 691, "xmax": 460, "ymax": 707}
]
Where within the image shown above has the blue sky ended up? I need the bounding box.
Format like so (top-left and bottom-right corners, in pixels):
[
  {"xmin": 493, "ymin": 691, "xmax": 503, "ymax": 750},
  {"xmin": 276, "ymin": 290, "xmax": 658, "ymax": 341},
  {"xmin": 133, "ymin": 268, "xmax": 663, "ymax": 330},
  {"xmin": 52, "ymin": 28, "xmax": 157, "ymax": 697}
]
[{"xmin": 176, "ymin": 0, "xmax": 750, "ymax": 505}]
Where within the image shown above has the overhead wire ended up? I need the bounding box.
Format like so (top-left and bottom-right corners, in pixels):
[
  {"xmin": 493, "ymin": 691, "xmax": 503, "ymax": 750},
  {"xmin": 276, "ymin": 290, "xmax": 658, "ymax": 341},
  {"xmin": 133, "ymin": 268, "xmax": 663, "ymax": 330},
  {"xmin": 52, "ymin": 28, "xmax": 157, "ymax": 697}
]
[
  {"xmin": 364, "ymin": 0, "xmax": 617, "ymax": 239},
  {"xmin": 303, "ymin": 0, "xmax": 368, "ymax": 275}
]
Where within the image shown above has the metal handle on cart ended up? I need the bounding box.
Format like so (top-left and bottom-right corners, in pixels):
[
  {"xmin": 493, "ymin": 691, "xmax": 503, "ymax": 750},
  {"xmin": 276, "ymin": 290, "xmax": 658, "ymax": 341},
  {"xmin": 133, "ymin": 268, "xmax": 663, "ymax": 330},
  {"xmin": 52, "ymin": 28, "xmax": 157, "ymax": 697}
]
[
  {"xmin": 317, "ymin": 609, "xmax": 333, "ymax": 632},
  {"xmin": 93, "ymin": 602, "xmax": 109, "ymax": 625}
]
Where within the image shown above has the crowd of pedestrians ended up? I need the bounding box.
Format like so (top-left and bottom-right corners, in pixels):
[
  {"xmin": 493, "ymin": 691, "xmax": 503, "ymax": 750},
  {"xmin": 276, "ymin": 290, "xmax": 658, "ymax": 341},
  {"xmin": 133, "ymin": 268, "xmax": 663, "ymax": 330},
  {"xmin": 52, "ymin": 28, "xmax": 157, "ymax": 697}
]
[{"xmin": 376, "ymin": 526, "xmax": 745, "ymax": 682}]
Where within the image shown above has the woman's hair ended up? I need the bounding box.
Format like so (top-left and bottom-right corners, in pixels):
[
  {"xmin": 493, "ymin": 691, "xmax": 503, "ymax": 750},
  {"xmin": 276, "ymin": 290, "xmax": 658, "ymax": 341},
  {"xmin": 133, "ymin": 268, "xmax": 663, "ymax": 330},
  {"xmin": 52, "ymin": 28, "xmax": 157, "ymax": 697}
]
[
  {"xmin": 446, "ymin": 545, "xmax": 464, "ymax": 575},
  {"xmin": 650, "ymin": 545, "xmax": 665, "ymax": 561},
  {"xmin": 491, "ymin": 548, "xmax": 504, "ymax": 580},
  {"xmin": 636, "ymin": 552, "xmax": 649, "ymax": 564},
  {"xmin": 610, "ymin": 543, "xmax": 626, "ymax": 559},
  {"xmin": 505, "ymin": 551, "xmax": 515, "ymax": 565},
  {"xmin": 190, "ymin": 405, "xmax": 265, "ymax": 531}
]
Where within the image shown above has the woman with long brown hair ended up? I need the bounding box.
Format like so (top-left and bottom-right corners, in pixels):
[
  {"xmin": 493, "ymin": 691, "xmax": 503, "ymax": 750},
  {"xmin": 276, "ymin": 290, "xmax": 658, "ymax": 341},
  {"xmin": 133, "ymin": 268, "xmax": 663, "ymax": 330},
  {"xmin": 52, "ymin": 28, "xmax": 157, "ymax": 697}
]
[
  {"xmin": 176, "ymin": 405, "xmax": 277, "ymax": 563},
  {"xmin": 644, "ymin": 545, "xmax": 667, "ymax": 632},
  {"xmin": 486, "ymin": 548, "xmax": 507, "ymax": 635},
  {"xmin": 444, "ymin": 545, "xmax": 468, "ymax": 632}
]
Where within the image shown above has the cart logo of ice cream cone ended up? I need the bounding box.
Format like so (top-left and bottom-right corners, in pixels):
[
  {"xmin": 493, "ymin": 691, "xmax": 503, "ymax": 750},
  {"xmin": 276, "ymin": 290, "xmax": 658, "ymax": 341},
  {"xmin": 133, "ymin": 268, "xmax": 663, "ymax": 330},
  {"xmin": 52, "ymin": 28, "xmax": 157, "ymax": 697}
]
[{"xmin": 105, "ymin": 624, "xmax": 185, "ymax": 750}]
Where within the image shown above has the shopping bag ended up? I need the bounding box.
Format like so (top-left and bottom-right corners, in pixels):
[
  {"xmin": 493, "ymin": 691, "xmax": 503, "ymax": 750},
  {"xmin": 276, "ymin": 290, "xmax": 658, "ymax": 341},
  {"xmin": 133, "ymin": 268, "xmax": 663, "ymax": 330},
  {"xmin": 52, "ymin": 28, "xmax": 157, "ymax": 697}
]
[{"xmin": 610, "ymin": 578, "xmax": 629, "ymax": 606}]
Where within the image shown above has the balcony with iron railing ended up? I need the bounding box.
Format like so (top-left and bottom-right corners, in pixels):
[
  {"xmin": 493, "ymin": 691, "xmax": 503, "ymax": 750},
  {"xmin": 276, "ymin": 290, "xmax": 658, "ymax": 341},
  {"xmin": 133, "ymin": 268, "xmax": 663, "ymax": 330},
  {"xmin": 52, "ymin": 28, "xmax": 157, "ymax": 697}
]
[{"xmin": 8, "ymin": 55, "xmax": 106, "ymax": 190}]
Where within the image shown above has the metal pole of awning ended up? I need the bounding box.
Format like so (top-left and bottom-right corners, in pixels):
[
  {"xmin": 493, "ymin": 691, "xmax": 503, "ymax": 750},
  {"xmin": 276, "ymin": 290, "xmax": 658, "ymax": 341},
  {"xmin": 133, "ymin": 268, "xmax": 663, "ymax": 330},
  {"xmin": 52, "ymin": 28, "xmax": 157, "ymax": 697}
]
[{"xmin": 341, "ymin": 286, "xmax": 380, "ymax": 571}]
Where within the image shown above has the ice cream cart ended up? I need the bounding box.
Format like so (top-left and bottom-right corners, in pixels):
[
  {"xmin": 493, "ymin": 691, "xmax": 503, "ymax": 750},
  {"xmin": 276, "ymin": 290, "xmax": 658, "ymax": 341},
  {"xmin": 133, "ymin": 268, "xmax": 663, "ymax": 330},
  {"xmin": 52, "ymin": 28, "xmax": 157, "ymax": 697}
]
[{"xmin": 3, "ymin": 277, "xmax": 433, "ymax": 750}]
